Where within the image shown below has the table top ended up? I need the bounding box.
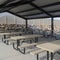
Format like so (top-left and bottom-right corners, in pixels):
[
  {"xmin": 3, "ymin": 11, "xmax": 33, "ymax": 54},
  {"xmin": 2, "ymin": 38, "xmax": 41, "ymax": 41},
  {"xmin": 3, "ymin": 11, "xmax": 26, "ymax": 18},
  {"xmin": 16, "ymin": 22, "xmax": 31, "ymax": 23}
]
[
  {"xmin": 37, "ymin": 42, "xmax": 60, "ymax": 53},
  {"xmin": 10, "ymin": 34, "xmax": 41, "ymax": 41},
  {"xmin": 50, "ymin": 40, "xmax": 60, "ymax": 45},
  {"xmin": 0, "ymin": 33, "xmax": 11, "ymax": 35},
  {"xmin": 0, "ymin": 32, "xmax": 23, "ymax": 35}
]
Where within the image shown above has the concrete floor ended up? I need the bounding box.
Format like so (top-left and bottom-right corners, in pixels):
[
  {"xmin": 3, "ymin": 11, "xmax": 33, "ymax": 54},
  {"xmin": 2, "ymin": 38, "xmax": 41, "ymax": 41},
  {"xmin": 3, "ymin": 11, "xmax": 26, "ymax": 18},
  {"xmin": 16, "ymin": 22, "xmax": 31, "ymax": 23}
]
[{"xmin": 0, "ymin": 37, "xmax": 60, "ymax": 60}]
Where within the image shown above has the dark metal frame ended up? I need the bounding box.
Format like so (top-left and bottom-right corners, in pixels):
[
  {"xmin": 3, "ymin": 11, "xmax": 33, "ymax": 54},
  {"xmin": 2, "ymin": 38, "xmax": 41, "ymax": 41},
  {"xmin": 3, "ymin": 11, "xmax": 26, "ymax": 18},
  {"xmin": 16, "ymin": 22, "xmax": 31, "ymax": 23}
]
[
  {"xmin": 19, "ymin": 48, "xmax": 26, "ymax": 54},
  {"xmin": 36, "ymin": 54, "xmax": 39, "ymax": 60},
  {"xmin": 22, "ymin": 10, "xmax": 60, "ymax": 17},
  {"xmin": 25, "ymin": 20, "xmax": 28, "ymax": 28},
  {"xmin": 29, "ymin": 2, "xmax": 53, "ymax": 17},
  {"xmin": 51, "ymin": 18, "xmax": 54, "ymax": 36},
  {"xmin": 35, "ymin": 51, "xmax": 54, "ymax": 60},
  {"xmin": 47, "ymin": 51, "xmax": 49, "ymax": 60},
  {"xmin": 35, "ymin": 50, "xmax": 60, "ymax": 60},
  {"xmin": 0, "ymin": 0, "xmax": 60, "ymax": 19},
  {"xmin": 0, "ymin": 0, "xmax": 15, "ymax": 8},
  {"xmin": 13, "ymin": 40, "xmax": 20, "ymax": 50},
  {"xmin": 51, "ymin": 52, "xmax": 54, "ymax": 60},
  {"xmin": 2, "ymin": 35, "xmax": 6, "ymax": 43},
  {"xmin": 7, "ymin": 11, "xmax": 27, "ymax": 20},
  {"xmin": 35, "ymin": 51, "xmax": 59, "ymax": 60},
  {"xmin": 16, "ymin": 2, "xmax": 60, "ymax": 14},
  {"xmin": 33, "ymin": 51, "xmax": 49, "ymax": 60},
  {"xmin": 0, "ymin": 0, "xmax": 35, "ymax": 13}
]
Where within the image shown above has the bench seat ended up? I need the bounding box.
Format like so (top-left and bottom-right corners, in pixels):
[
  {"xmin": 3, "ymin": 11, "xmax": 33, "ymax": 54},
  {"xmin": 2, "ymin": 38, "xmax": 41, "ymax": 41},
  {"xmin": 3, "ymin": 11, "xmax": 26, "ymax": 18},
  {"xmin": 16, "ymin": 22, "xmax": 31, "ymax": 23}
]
[
  {"xmin": 30, "ymin": 49, "xmax": 45, "ymax": 55},
  {"xmin": 18, "ymin": 43, "xmax": 38, "ymax": 48}
]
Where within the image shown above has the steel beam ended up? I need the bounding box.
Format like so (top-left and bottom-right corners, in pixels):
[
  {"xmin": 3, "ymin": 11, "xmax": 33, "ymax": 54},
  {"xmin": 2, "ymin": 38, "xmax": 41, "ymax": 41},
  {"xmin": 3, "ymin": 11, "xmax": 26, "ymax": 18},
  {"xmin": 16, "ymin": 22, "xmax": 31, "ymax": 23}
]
[
  {"xmin": 51, "ymin": 18, "xmax": 54, "ymax": 36},
  {"xmin": 0, "ymin": 0, "xmax": 15, "ymax": 8},
  {"xmin": 0, "ymin": 0, "xmax": 35, "ymax": 12},
  {"xmin": 16, "ymin": 2, "xmax": 60, "ymax": 14},
  {"xmin": 26, "ymin": 17, "xmax": 50, "ymax": 19},
  {"xmin": 22, "ymin": 10, "xmax": 60, "ymax": 17},
  {"xmin": 29, "ymin": 2, "xmax": 53, "ymax": 17},
  {"xmin": 1, "ymin": 0, "xmax": 34, "ymax": 8},
  {"xmin": 7, "ymin": 11, "xmax": 27, "ymax": 20},
  {"xmin": 25, "ymin": 20, "xmax": 28, "ymax": 28},
  {"xmin": 16, "ymin": 8, "xmax": 35, "ymax": 13}
]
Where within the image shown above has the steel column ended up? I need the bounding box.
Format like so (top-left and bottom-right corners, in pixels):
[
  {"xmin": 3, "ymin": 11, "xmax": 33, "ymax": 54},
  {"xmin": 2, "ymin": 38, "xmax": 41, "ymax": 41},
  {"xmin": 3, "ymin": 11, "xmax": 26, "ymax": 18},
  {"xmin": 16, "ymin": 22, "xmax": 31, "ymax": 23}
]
[
  {"xmin": 25, "ymin": 20, "xmax": 28, "ymax": 28},
  {"xmin": 51, "ymin": 18, "xmax": 54, "ymax": 36}
]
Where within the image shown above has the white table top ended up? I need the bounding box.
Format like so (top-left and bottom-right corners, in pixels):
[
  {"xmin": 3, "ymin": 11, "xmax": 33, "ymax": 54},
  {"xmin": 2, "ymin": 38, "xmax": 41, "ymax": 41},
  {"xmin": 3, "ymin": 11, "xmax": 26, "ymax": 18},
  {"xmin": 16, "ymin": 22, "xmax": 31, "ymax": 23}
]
[
  {"xmin": 0, "ymin": 33, "xmax": 11, "ymax": 35},
  {"xmin": 50, "ymin": 40, "xmax": 60, "ymax": 45},
  {"xmin": 0, "ymin": 32, "xmax": 23, "ymax": 36},
  {"xmin": 10, "ymin": 34, "xmax": 41, "ymax": 41},
  {"xmin": 37, "ymin": 42, "xmax": 60, "ymax": 53}
]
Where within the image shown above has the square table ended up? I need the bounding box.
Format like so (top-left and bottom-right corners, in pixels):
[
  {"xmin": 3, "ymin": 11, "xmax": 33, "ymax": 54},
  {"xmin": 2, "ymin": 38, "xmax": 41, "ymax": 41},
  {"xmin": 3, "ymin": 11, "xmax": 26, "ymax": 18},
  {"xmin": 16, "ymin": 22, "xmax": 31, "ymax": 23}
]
[
  {"xmin": 37, "ymin": 42, "xmax": 60, "ymax": 60},
  {"xmin": 0, "ymin": 32, "xmax": 24, "ymax": 42},
  {"xmin": 9, "ymin": 34, "xmax": 42, "ymax": 50}
]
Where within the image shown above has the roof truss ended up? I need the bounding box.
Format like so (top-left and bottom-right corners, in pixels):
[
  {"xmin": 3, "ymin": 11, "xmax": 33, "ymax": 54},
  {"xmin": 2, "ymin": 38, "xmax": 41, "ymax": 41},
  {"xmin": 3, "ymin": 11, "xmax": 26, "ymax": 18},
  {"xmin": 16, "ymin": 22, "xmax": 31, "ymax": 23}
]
[{"xmin": 0, "ymin": 0, "xmax": 60, "ymax": 19}]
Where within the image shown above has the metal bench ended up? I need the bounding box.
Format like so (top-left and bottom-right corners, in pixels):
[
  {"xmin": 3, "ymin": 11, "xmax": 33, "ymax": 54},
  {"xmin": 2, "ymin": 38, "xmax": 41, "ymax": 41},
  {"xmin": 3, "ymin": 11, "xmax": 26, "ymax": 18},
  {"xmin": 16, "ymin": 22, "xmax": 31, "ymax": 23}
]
[
  {"xmin": 18, "ymin": 43, "xmax": 38, "ymax": 54},
  {"xmin": 30, "ymin": 49, "xmax": 45, "ymax": 60}
]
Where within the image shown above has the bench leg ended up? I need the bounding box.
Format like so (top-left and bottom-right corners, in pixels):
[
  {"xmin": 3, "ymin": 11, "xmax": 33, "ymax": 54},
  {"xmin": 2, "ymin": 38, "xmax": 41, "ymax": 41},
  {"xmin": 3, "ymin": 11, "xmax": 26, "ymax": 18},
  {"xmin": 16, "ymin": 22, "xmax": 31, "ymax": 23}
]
[
  {"xmin": 57, "ymin": 51, "xmax": 60, "ymax": 54},
  {"xmin": 13, "ymin": 43, "xmax": 16, "ymax": 49},
  {"xmin": 47, "ymin": 51, "xmax": 49, "ymax": 60},
  {"xmin": 35, "ymin": 37, "xmax": 38, "ymax": 43},
  {"xmin": 2, "ymin": 38, "xmax": 3, "ymax": 42},
  {"xmin": 6, "ymin": 40, "xmax": 9, "ymax": 45},
  {"xmin": 17, "ymin": 40, "xmax": 20, "ymax": 46},
  {"xmin": 51, "ymin": 53, "xmax": 54, "ymax": 60},
  {"xmin": 24, "ymin": 48, "xmax": 26, "ymax": 54},
  {"xmin": 19, "ymin": 48, "xmax": 26, "ymax": 54},
  {"xmin": 17, "ymin": 40, "xmax": 20, "ymax": 50},
  {"xmin": 13, "ymin": 43, "xmax": 18, "ymax": 50},
  {"xmin": 4, "ymin": 35, "xmax": 6, "ymax": 43},
  {"xmin": 30, "ymin": 40, "xmax": 32, "ymax": 43},
  {"xmin": 4, "ymin": 35, "xmax": 6, "ymax": 39}
]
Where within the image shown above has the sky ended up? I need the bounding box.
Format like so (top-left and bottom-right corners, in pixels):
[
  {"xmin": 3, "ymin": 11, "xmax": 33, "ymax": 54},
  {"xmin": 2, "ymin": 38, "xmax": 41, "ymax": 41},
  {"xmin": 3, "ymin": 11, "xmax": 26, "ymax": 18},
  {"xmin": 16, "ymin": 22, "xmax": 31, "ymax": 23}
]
[{"xmin": 0, "ymin": 12, "xmax": 13, "ymax": 17}]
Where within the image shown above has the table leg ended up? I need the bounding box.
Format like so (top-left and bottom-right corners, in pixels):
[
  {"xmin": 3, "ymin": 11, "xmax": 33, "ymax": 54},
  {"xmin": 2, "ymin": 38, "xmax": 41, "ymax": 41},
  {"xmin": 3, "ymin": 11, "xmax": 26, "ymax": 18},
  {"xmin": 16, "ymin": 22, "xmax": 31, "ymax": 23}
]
[
  {"xmin": 4, "ymin": 35, "xmax": 6, "ymax": 39},
  {"xmin": 17, "ymin": 40, "xmax": 20, "ymax": 50},
  {"xmin": 37, "ymin": 54, "xmax": 39, "ymax": 60},
  {"xmin": 19, "ymin": 34, "xmax": 22, "ymax": 36},
  {"xmin": 35, "ymin": 37, "xmax": 38, "ymax": 43},
  {"xmin": 4, "ymin": 35, "xmax": 6, "ymax": 43},
  {"xmin": 13, "ymin": 43, "xmax": 15, "ymax": 49},
  {"xmin": 2, "ymin": 38, "xmax": 3, "ymax": 42},
  {"xmin": 51, "ymin": 53, "xmax": 54, "ymax": 60},
  {"xmin": 6, "ymin": 40, "xmax": 9, "ymax": 45},
  {"xmin": 24, "ymin": 48, "xmax": 26, "ymax": 54},
  {"xmin": 47, "ymin": 51, "xmax": 49, "ymax": 60},
  {"xmin": 30, "ymin": 40, "xmax": 32, "ymax": 43}
]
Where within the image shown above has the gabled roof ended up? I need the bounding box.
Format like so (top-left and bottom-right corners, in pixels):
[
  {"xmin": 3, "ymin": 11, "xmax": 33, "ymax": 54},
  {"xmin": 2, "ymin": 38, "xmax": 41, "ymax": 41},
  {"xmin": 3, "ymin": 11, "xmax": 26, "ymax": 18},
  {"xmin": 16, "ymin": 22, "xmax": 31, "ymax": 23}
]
[{"xmin": 0, "ymin": 0, "xmax": 60, "ymax": 20}]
